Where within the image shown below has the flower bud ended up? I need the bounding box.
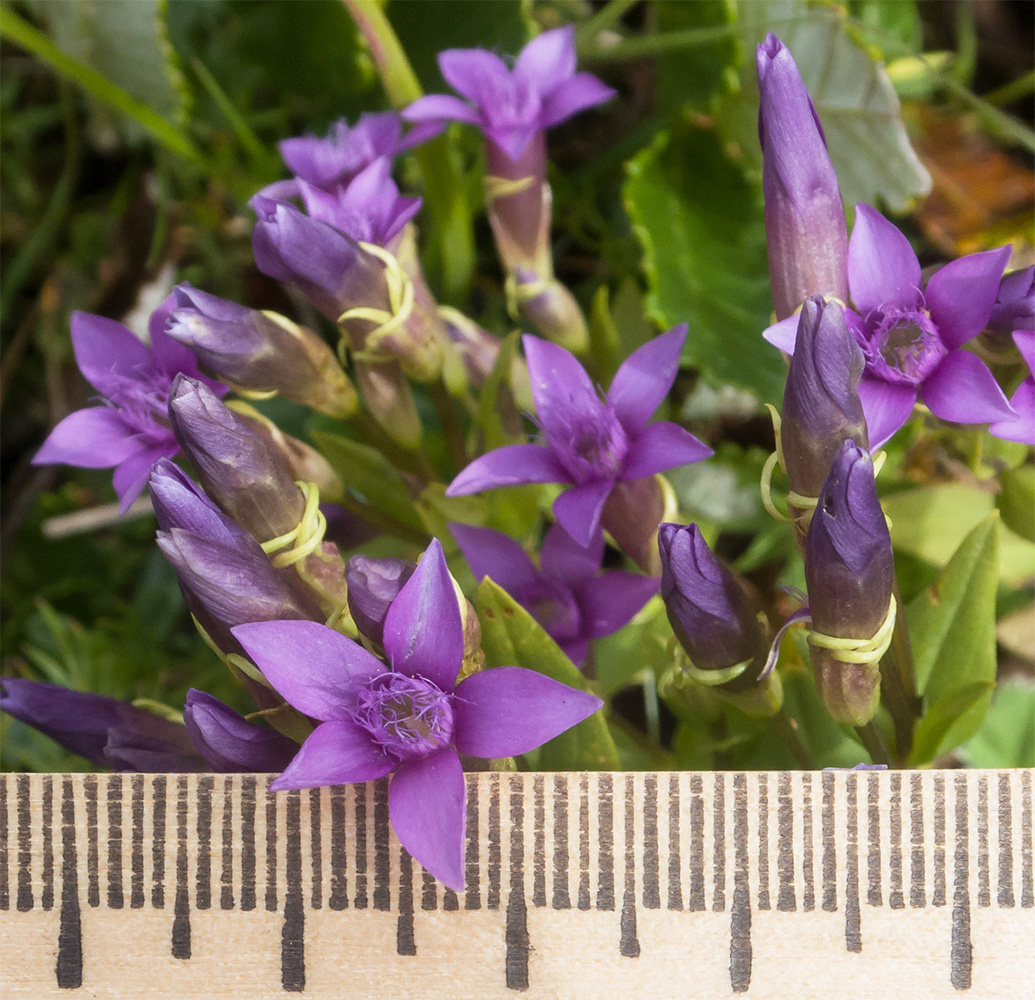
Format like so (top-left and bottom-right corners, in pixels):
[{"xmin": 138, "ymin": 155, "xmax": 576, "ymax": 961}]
[
  {"xmin": 485, "ymin": 132, "xmax": 550, "ymax": 279},
  {"xmin": 757, "ymin": 33, "xmax": 848, "ymax": 320},
  {"xmin": 183, "ymin": 689, "xmax": 299, "ymax": 772},
  {"xmin": 658, "ymin": 523, "xmax": 781, "ymax": 717},
  {"xmin": 781, "ymin": 297, "xmax": 868, "ymax": 519},
  {"xmin": 513, "ymin": 270, "xmax": 589, "ymax": 355},
  {"xmin": 0, "ymin": 678, "xmax": 206, "ymax": 771},
  {"xmin": 165, "ymin": 284, "xmax": 358, "ymax": 418},
  {"xmin": 989, "ymin": 266, "xmax": 1034, "ymax": 335},
  {"xmin": 805, "ymin": 440, "xmax": 893, "ymax": 726},
  {"xmin": 346, "ymin": 555, "xmax": 416, "ymax": 647}
]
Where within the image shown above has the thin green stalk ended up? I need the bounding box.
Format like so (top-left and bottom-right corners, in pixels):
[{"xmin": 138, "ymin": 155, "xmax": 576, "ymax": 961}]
[
  {"xmin": 351, "ymin": 410, "xmax": 436, "ymax": 484},
  {"xmin": 575, "ymin": 0, "xmax": 640, "ymax": 47},
  {"xmin": 190, "ymin": 57, "xmax": 272, "ymax": 170},
  {"xmin": 336, "ymin": 494, "xmax": 430, "ymax": 546},
  {"xmin": 428, "ymin": 379, "xmax": 468, "ymax": 475},
  {"xmin": 771, "ymin": 709, "xmax": 815, "ymax": 769},
  {"xmin": 578, "ymin": 22, "xmax": 737, "ymax": 62},
  {"xmin": 983, "ymin": 69, "xmax": 1035, "ymax": 109},
  {"xmin": 342, "ymin": 0, "xmax": 474, "ymax": 302},
  {"xmin": 0, "ymin": 6, "xmax": 204, "ymax": 164},
  {"xmin": 856, "ymin": 720, "xmax": 891, "ymax": 768}
]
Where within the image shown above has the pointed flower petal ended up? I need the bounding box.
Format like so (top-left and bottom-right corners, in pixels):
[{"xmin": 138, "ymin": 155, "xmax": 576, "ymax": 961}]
[
  {"xmin": 446, "ymin": 443, "xmax": 568, "ymax": 495},
  {"xmin": 578, "ymin": 572, "xmax": 659, "ymax": 639},
  {"xmin": 70, "ymin": 312, "xmax": 151, "ymax": 395},
  {"xmin": 403, "ymin": 94, "xmax": 481, "ymax": 126},
  {"xmin": 607, "ymin": 325, "xmax": 686, "ymax": 435},
  {"xmin": 620, "ymin": 421, "xmax": 712, "ymax": 480},
  {"xmin": 33, "ymin": 408, "xmax": 137, "ymax": 469},
  {"xmin": 848, "ymin": 204, "xmax": 922, "ymax": 314},
  {"xmin": 857, "ymin": 377, "xmax": 917, "ymax": 449},
  {"xmin": 438, "ymin": 48, "xmax": 510, "ymax": 105},
  {"xmin": 514, "ymin": 26, "xmax": 576, "ymax": 95},
  {"xmin": 270, "ymin": 720, "xmax": 396, "ymax": 790},
  {"xmin": 920, "ymin": 350, "xmax": 1016, "ymax": 425},
  {"xmin": 924, "ymin": 246, "xmax": 1011, "ymax": 350},
  {"xmin": 449, "ymin": 523, "xmax": 537, "ymax": 596},
  {"xmin": 552, "ymin": 479, "xmax": 613, "ymax": 548},
  {"xmin": 538, "ymin": 521, "xmax": 602, "ymax": 587}
]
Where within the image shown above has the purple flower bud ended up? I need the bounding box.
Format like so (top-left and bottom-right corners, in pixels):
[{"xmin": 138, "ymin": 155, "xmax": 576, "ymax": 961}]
[
  {"xmin": 484, "ymin": 131, "xmax": 549, "ymax": 277},
  {"xmin": 165, "ymin": 284, "xmax": 358, "ymax": 418},
  {"xmin": 346, "ymin": 556, "xmax": 416, "ymax": 647},
  {"xmin": 168, "ymin": 375, "xmax": 305, "ymax": 544},
  {"xmin": 805, "ymin": 440, "xmax": 894, "ymax": 725},
  {"xmin": 0, "ymin": 678, "xmax": 206, "ymax": 771},
  {"xmin": 989, "ymin": 266, "xmax": 1034, "ymax": 334},
  {"xmin": 757, "ymin": 33, "xmax": 848, "ymax": 320},
  {"xmin": 514, "ymin": 270, "xmax": 590, "ymax": 354},
  {"xmin": 781, "ymin": 297, "xmax": 868, "ymax": 507},
  {"xmin": 183, "ymin": 690, "xmax": 299, "ymax": 772}
]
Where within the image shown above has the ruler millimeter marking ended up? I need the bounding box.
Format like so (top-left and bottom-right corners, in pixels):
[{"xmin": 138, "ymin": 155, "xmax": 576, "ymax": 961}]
[{"xmin": 1, "ymin": 770, "xmax": 1032, "ymax": 999}]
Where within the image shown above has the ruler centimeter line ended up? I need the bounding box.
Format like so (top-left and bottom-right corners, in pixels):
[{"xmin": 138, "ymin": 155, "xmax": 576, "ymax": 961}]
[{"xmin": 0, "ymin": 769, "xmax": 1032, "ymax": 999}]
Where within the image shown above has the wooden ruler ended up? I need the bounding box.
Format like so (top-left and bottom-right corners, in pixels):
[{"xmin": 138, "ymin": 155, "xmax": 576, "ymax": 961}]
[{"xmin": 1, "ymin": 770, "xmax": 1032, "ymax": 998}]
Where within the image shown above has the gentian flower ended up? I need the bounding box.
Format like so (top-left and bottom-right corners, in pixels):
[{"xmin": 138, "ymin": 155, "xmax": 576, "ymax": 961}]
[
  {"xmin": 988, "ymin": 266, "xmax": 1034, "ymax": 335},
  {"xmin": 183, "ymin": 689, "xmax": 299, "ymax": 773},
  {"xmin": 0, "ymin": 678, "xmax": 206, "ymax": 772},
  {"xmin": 990, "ymin": 331, "xmax": 1035, "ymax": 445},
  {"xmin": 447, "ymin": 328, "xmax": 712, "ymax": 548},
  {"xmin": 756, "ymin": 33, "xmax": 849, "ymax": 321},
  {"xmin": 32, "ymin": 306, "xmax": 226, "ymax": 511},
  {"xmin": 450, "ymin": 522, "xmax": 658, "ymax": 667},
  {"xmin": 403, "ymin": 26, "xmax": 615, "ymax": 162},
  {"xmin": 805, "ymin": 440, "xmax": 894, "ymax": 726},
  {"xmin": 767, "ymin": 205, "xmax": 1015, "ymax": 447},
  {"xmin": 232, "ymin": 539, "xmax": 602, "ymax": 889}
]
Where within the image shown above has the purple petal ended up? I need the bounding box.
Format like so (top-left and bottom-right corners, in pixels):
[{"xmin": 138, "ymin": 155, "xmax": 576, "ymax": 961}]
[
  {"xmin": 446, "ymin": 443, "xmax": 568, "ymax": 495},
  {"xmin": 762, "ymin": 313, "xmax": 801, "ymax": 353},
  {"xmin": 449, "ymin": 523, "xmax": 537, "ymax": 596},
  {"xmin": 113, "ymin": 443, "xmax": 176, "ymax": 512},
  {"xmin": 578, "ymin": 572, "xmax": 659, "ymax": 640},
  {"xmin": 523, "ymin": 335, "xmax": 599, "ymax": 431},
  {"xmin": 925, "ymin": 246, "xmax": 1011, "ymax": 350},
  {"xmin": 552, "ymin": 479, "xmax": 613, "ymax": 548},
  {"xmin": 484, "ymin": 124, "xmax": 541, "ymax": 163},
  {"xmin": 438, "ymin": 48, "xmax": 510, "ymax": 105},
  {"xmin": 857, "ymin": 377, "xmax": 918, "ymax": 449},
  {"xmin": 270, "ymin": 720, "xmax": 397, "ymax": 790},
  {"xmin": 1016, "ymin": 330, "xmax": 1035, "ymax": 375},
  {"xmin": 608, "ymin": 325, "xmax": 686, "ymax": 434},
  {"xmin": 538, "ymin": 73, "xmax": 617, "ymax": 129},
  {"xmin": 560, "ymin": 639, "xmax": 589, "ymax": 666},
  {"xmin": 620, "ymin": 421, "xmax": 712, "ymax": 480},
  {"xmin": 70, "ymin": 312, "xmax": 150, "ymax": 395},
  {"xmin": 990, "ymin": 381, "xmax": 1034, "ymax": 445},
  {"xmin": 149, "ymin": 323, "xmax": 204, "ymax": 382},
  {"xmin": 403, "ymin": 94, "xmax": 481, "ymax": 126},
  {"xmin": 382, "ymin": 538, "xmax": 463, "ymax": 692},
  {"xmin": 920, "ymin": 350, "xmax": 1016, "ymax": 425},
  {"xmin": 453, "ymin": 666, "xmax": 602, "ymax": 758},
  {"xmin": 33, "ymin": 408, "xmax": 137, "ymax": 468},
  {"xmin": 848, "ymin": 204, "xmax": 922, "ymax": 314},
  {"xmin": 231, "ymin": 620, "xmax": 385, "ymax": 721},
  {"xmin": 539, "ymin": 521, "xmax": 602, "ymax": 587},
  {"xmin": 514, "ymin": 27, "xmax": 576, "ymax": 95},
  {"xmin": 183, "ymin": 689, "xmax": 298, "ymax": 773},
  {"xmin": 389, "ymin": 748, "xmax": 466, "ymax": 890}
]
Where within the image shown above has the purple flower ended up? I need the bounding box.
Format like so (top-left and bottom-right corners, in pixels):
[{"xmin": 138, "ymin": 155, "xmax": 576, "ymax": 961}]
[
  {"xmin": 0, "ymin": 678, "xmax": 206, "ymax": 772},
  {"xmin": 183, "ymin": 690, "xmax": 299, "ymax": 772},
  {"xmin": 446, "ymin": 328, "xmax": 712, "ymax": 547},
  {"xmin": 32, "ymin": 308, "xmax": 225, "ymax": 511},
  {"xmin": 232, "ymin": 539, "xmax": 601, "ymax": 889},
  {"xmin": 403, "ymin": 26, "xmax": 615, "ymax": 161},
  {"xmin": 260, "ymin": 112, "xmax": 439, "ymax": 200},
  {"xmin": 346, "ymin": 556, "xmax": 416, "ymax": 648},
  {"xmin": 767, "ymin": 205, "xmax": 1015, "ymax": 447},
  {"xmin": 989, "ymin": 266, "xmax": 1034, "ymax": 335},
  {"xmin": 756, "ymin": 33, "xmax": 849, "ymax": 320},
  {"xmin": 990, "ymin": 331, "xmax": 1035, "ymax": 446},
  {"xmin": 451, "ymin": 522, "xmax": 658, "ymax": 667}
]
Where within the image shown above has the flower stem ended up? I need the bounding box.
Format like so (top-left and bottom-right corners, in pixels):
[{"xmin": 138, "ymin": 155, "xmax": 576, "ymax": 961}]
[
  {"xmin": 428, "ymin": 379, "xmax": 469, "ymax": 475},
  {"xmin": 879, "ymin": 580, "xmax": 919, "ymax": 765},
  {"xmin": 771, "ymin": 708, "xmax": 815, "ymax": 769},
  {"xmin": 575, "ymin": 0, "xmax": 640, "ymax": 46},
  {"xmin": 855, "ymin": 720, "xmax": 891, "ymax": 767}
]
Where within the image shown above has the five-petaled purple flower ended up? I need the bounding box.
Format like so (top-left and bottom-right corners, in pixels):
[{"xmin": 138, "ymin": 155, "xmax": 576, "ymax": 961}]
[
  {"xmin": 403, "ymin": 25, "xmax": 615, "ymax": 162},
  {"xmin": 446, "ymin": 328, "xmax": 712, "ymax": 547},
  {"xmin": 232, "ymin": 539, "xmax": 601, "ymax": 889},
  {"xmin": 32, "ymin": 304, "xmax": 226, "ymax": 511},
  {"xmin": 990, "ymin": 331, "xmax": 1035, "ymax": 446},
  {"xmin": 766, "ymin": 204, "xmax": 1014, "ymax": 447},
  {"xmin": 451, "ymin": 522, "xmax": 658, "ymax": 667}
]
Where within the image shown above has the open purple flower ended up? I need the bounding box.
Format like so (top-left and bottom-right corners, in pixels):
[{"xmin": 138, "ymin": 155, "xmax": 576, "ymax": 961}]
[
  {"xmin": 446, "ymin": 328, "xmax": 712, "ymax": 547},
  {"xmin": 990, "ymin": 331, "xmax": 1035, "ymax": 445},
  {"xmin": 32, "ymin": 307, "xmax": 226, "ymax": 511},
  {"xmin": 232, "ymin": 539, "xmax": 601, "ymax": 890},
  {"xmin": 766, "ymin": 205, "xmax": 1014, "ymax": 447},
  {"xmin": 403, "ymin": 25, "xmax": 615, "ymax": 162},
  {"xmin": 451, "ymin": 522, "xmax": 658, "ymax": 667}
]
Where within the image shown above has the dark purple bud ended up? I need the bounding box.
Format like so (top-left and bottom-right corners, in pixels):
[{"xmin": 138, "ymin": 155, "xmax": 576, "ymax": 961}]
[
  {"xmin": 989, "ymin": 266, "xmax": 1034, "ymax": 334},
  {"xmin": 512, "ymin": 269, "xmax": 589, "ymax": 354},
  {"xmin": 168, "ymin": 375, "xmax": 305, "ymax": 543},
  {"xmin": 0, "ymin": 678, "xmax": 206, "ymax": 771},
  {"xmin": 183, "ymin": 689, "xmax": 299, "ymax": 772},
  {"xmin": 165, "ymin": 284, "xmax": 358, "ymax": 418},
  {"xmin": 346, "ymin": 555, "xmax": 416, "ymax": 646},
  {"xmin": 805, "ymin": 440, "xmax": 894, "ymax": 725},
  {"xmin": 757, "ymin": 33, "xmax": 848, "ymax": 320},
  {"xmin": 782, "ymin": 297, "xmax": 868, "ymax": 506}
]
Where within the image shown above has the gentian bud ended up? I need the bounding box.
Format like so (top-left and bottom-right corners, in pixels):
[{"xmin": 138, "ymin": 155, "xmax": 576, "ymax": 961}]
[
  {"xmin": 0, "ymin": 678, "xmax": 206, "ymax": 771},
  {"xmin": 757, "ymin": 33, "xmax": 848, "ymax": 320},
  {"xmin": 781, "ymin": 297, "xmax": 868, "ymax": 528},
  {"xmin": 658, "ymin": 523, "xmax": 782, "ymax": 717},
  {"xmin": 165, "ymin": 284, "xmax": 358, "ymax": 418},
  {"xmin": 346, "ymin": 555, "xmax": 416, "ymax": 647},
  {"xmin": 183, "ymin": 690, "xmax": 299, "ymax": 772},
  {"xmin": 805, "ymin": 440, "xmax": 894, "ymax": 726},
  {"xmin": 989, "ymin": 266, "xmax": 1034, "ymax": 335}
]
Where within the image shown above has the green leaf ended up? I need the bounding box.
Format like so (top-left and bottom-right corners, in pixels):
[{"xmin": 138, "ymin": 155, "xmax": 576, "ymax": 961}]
[
  {"xmin": 998, "ymin": 464, "xmax": 1035, "ymax": 543},
  {"xmin": 653, "ymin": 0, "xmax": 738, "ymax": 114},
  {"xmin": 623, "ymin": 124, "xmax": 783, "ymax": 403},
  {"xmin": 476, "ymin": 330, "xmax": 524, "ymax": 452},
  {"xmin": 907, "ymin": 512, "xmax": 1000, "ymax": 764},
  {"xmin": 960, "ymin": 678, "xmax": 1035, "ymax": 769},
  {"xmin": 475, "ymin": 578, "xmax": 619, "ymax": 770},
  {"xmin": 722, "ymin": 0, "xmax": 931, "ymax": 212}
]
